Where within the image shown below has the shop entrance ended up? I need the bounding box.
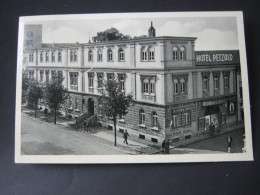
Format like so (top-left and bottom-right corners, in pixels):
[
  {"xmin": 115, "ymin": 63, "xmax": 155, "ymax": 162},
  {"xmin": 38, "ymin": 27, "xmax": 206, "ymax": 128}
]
[{"xmin": 199, "ymin": 105, "xmax": 221, "ymax": 131}]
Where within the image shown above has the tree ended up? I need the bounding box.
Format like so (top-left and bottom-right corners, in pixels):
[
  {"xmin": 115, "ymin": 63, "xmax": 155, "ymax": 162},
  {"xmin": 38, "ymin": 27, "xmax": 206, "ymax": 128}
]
[
  {"xmin": 22, "ymin": 70, "xmax": 30, "ymax": 103},
  {"xmin": 27, "ymin": 82, "xmax": 43, "ymax": 118},
  {"xmin": 94, "ymin": 27, "xmax": 131, "ymax": 42},
  {"xmin": 45, "ymin": 73, "xmax": 69, "ymax": 124},
  {"xmin": 98, "ymin": 79, "xmax": 132, "ymax": 146}
]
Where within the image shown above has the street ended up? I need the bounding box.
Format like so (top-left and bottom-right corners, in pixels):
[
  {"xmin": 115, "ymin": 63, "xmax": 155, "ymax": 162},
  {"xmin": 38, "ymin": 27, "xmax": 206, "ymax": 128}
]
[
  {"xmin": 21, "ymin": 114, "xmax": 125, "ymax": 155},
  {"xmin": 182, "ymin": 128, "xmax": 245, "ymax": 153}
]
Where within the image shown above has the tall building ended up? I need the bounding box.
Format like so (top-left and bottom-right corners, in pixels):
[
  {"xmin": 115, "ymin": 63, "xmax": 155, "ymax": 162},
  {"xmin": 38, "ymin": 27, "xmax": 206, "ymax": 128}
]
[{"xmin": 25, "ymin": 23, "xmax": 243, "ymax": 144}]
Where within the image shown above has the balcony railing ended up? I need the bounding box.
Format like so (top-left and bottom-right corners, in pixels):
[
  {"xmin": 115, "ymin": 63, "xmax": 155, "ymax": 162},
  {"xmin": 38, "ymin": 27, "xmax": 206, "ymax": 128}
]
[{"xmin": 141, "ymin": 94, "xmax": 156, "ymax": 102}]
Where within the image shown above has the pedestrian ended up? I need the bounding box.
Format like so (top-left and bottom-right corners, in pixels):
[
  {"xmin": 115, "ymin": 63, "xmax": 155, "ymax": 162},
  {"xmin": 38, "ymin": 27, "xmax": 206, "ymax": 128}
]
[
  {"xmin": 212, "ymin": 122, "xmax": 215, "ymax": 135},
  {"xmin": 165, "ymin": 139, "xmax": 170, "ymax": 154},
  {"xmin": 123, "ymin": 130, "xmax": 130, "ymax": 144},
  {"xmin": 227, "ymin": 135, "xmax": 233, "ymax": 153},
  {"xmin": 44, "ymin": 107, "xmax": 48, "ymax": 117},
  {"xmin": 83, "ymin": 120, "xmax": 87, "ymax": 133},
  {"xmin": 88, "ymin": 121, "xmax": 91, "ymax": 132},
  {"xmin": 162, "ymin": 140, "xmax": 166, "ymax": 154}
]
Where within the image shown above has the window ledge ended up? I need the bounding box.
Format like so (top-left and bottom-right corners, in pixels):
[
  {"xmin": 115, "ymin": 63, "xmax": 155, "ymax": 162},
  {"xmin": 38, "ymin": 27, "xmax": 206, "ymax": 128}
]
[
  {"xmin": 119, "ymin": 119, "xmax": 125, "ymax": 123},
  {"xmin": 75, "ymin": 109, "xmax": 80, "ymax": 112},
  {"xmin": 139, "ymin": 124, "xmax": 146, "ymax": 128},
  {"xmin": 151, "ymin": 127, "xmax": 159, "ymax": 131}
]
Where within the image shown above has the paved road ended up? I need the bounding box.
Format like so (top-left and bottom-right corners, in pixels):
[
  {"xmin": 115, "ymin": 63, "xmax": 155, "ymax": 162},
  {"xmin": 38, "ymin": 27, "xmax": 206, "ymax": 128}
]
[
  {"xmin": 183, "ymin": 128, "xmax": 245, "ymax": 153},
  {"xmin": 21, "ymin": 114, "xmax": 125, "ymax": 155}
]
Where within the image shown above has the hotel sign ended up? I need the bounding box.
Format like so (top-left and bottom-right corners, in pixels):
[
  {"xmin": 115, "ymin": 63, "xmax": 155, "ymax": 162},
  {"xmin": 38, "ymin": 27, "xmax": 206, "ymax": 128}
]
[{"xmin": 195, "ymin": 50, "xmax": 240, "ymax": 66}]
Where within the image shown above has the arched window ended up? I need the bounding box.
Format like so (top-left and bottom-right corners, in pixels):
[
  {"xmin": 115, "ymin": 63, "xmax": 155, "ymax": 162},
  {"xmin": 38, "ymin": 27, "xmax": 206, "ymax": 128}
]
[
  {"xmin": 173, "ymin": 47, "xmax": 178, "ymax": 60},
  {"xmin": 141, "ymin": 47, "xmax": 148, "ymax": 61},
  {"xmin": 74, "ymin": 51, "xmax": 77, "ymax": 62},
  {"xmin": 58, "ymin": 52, "xmax": 62, "ymax": 62},
  {"xmin": 152, "ymin": 111, "xmax": 158, "ymax": 128},
  {"xmin": 75, "ymin": 98, "xmax": 79, "ymax": 110},
  {"xmin": 180, "ymin": 78, "xmax": 186, "ymax": 93},
  {"xmin": 45, "ymin": 52, "xmax": 49, "ymax": 62},
  {"xmin": 70, "ymin": 51, "xmax": 74, "ymax": 62},
  {"xmin": 173, "ymin": 79, "xmax": 179, "ymax": 94},
  {"xmin": 40, "ymin": 53, "xmax": 43, "ymax": 62},
  {"xmin": 107, "ymin": 49, "xmax": 113, "ymax": 61},
  {"xmin": 148, "ymin": 47, "xmax": 155, "ymax": 61},
  {"xmin": 97, "ymin": 50, "xmax": 102, "ymax": 61},
  {"xmin": 142, "ymin": 78, "xmax": 149, "ymax": 93},
  {"xmin": 139, "ymin": 109, "xmax": 145, "ymax": 125},
  {"xmin": 88, "ymin": 50, "xmax": 93, "ymax": 61},
  {"xmin": 180, "ymin": 46, "xmax": 186, "ymax": 60},
  {"xmin": 150, "ymin": 79, "xmax": 155, "ymax": 94},
  {"xmin": 51, "ymin": 51, "xmax": 55, "ymax": 62},
  {"xmin": 118, "ymin": 48, "xmax": 124, "ymax": 61}
]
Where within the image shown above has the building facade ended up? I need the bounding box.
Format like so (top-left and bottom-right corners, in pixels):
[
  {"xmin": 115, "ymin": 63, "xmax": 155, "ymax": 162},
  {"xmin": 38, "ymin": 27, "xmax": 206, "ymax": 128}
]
[{"xmin": 25, "ymin": 23, "xmax": 243, "ymax": 144}]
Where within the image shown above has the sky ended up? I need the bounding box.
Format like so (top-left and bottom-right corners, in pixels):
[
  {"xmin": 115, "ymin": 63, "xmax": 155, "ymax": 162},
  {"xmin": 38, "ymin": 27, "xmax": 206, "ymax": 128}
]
[{"xmin": 24, "ymin": 16, "xmax": 239, "ymax": 51}]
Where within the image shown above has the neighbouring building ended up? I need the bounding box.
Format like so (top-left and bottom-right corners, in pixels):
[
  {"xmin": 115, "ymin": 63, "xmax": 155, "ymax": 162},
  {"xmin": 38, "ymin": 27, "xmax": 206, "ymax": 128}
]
[{"xmin": 25, "ymin": 22, "xmax": 243, "ymax": 145}]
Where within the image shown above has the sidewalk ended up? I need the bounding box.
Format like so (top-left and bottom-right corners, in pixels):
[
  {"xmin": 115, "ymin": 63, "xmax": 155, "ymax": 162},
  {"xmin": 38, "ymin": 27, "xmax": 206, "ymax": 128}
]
[{"xmin": 21, "ymin": 106, "xmax": 244, "ymax": 155}]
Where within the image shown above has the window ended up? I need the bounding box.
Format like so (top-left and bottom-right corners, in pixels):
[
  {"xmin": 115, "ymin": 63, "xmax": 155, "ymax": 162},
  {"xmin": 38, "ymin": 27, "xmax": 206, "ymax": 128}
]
[
  {"xmin": 180, "ymin": 46, "xmax": 186, "ymax": 60},
  {"xmin": 118, "ymin": 74, "xmax": 125, "ymax": 92},
  {"xmin": 98, "ymin": 50, "xmax": 102, "ymax": 61},
  {"xmin": 98, "ymin": 104, "xmax": 102, "ymax": 116},
  {"xmin": 70, "ymin": 51, "xmax": 74, "ymax": 62},
  {"xmin": 143, "ymin": 79, "xmax": 149, "ymax": 93},
  {"xmin": 74, "ymin": 51, "xmax": 77, "ymax": 62},
  {"xmin": 57, "ymin": 71, "xmax": 63, "ymax": 77},
  {"xmin": 107, "ymin": 73, "xmax": 114, "ymax": 80},
  {"xmin": 40, "ymin": 71, "xmax": 44, "ymax": 82},
  {"xmin": 141, "ymin": 76, "xmax": 156, "ymax": 95},
  {"xmin": 29, "ymin": 53, "xmax": 33, "ymax": 63},
  {"xmin": 149, "ymin": 47, "xmax": 154, "ymax": 61},
  {"xmin": 139, "ymin": 109, "xmax": 145, "ymax": 125},
  {"xmin": 183, "ymin": 112, "xmax": 190, "ymax": 126},
  {"xmin": 29, "ymin": 70, "xmax": 34, "ymax": 80},
  {"xmin": 180, "ymin": 78, "xmax": 186, "ymax": 93},
  {"xmin": 229, "ymin": 102, "xmax": 235, "ymax": 113},
  {"xmin": 46, "ymin": 52, "xmax": 49, "ymax": 62},
  {"xmin": 152, "ymin": 111, "xmax": 158, "ymax": 128},
  {"xmin": 173, "ymin": 79, "xmax": 179, "ymax": 94},
  {"xmin": 214, "ymin": 77, "xmax": 219, "ymax": 89},
  {"xmin": 69, "ymin": 97, "xmax": 72, "ymax": 109},
  {"xmin": 97, "ymin": 73, "xmax": 103, "ymax": 88},
  {"xmin": 40, "ymin": 53, "xmax": 43, "ymax": 62},
  {"xmin": 141, "ymin": 47, "xmax": 147, "ymax": 61},
  {"xmin": 108, "ymin": 49, "xmax": 113, "ymax": 61},
  {"xmin": 172, "ymin": 114, "xmax": 178, "ymax": 128},
  {"xmin": 75, "ymin": 98, "xmax": 79, "ymax": 110},
  {"xmin": 150, "ymin": 80, "xmax": 155, "ymax": 94},
  {"xmin": 45, "ymin": 70, "xmax": 49, "ymax": 82},
  {"xmin": 224, "ymin": 76, "xmax": 229, "ymax": 88},
  {"xmin": 118, "ymin": 48, "xmax": 124, "ymax": 61},
  {"xmin": 173, "ymin": 47, "xmax": 178, "ymax": 60},
  {"xmin": 51, "ymin": 52, "xmax": 55, "ymax": 62},
  {"xmin": 88, "ymin": 50, "xmax": 93, "ymax": 61},
  {"xmin": 70, "ymin": 72, "xmax": 78, "ymax": 91},
  {"xmin": 58, "ymin": 52, "xmax": 62, "ymax": 62},
  {"xmin": 51, "ymin": 70, "xmax": 56, "ymax": 79},
  {"xmin": 88, "ymin": 73, "xmax": 94, "ymax": 93},
  {"xmin": 203, "ymin": 79, "xmax": 209, "ymax": 91}
]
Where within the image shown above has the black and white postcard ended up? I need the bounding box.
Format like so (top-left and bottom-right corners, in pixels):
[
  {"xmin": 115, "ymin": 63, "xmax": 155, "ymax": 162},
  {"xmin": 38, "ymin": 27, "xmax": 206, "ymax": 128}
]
[{"xmin": 15, "ymin": 11, "xmax": 253, "ymax": 163}]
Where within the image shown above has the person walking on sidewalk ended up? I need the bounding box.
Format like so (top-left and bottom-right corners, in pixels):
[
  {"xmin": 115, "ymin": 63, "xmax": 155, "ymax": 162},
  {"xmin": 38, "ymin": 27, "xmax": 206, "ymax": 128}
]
[
  {"xmin": 123, "ymin": 130, "xmax": 130, "ymax": 144},
  {"xmin": 83, "ymin": 120, "xmax": 87, "ymax": 133},
  {"xmin": 162, "ymin": 140, "xmax": 166, "ymax": 153},
  {"xmin": 227, "ymin": 135, "xmax": 233, "ymax": 153},
  {"xmin": 44, "ymin": 107, "xmax": 48, "ymax": 117}
]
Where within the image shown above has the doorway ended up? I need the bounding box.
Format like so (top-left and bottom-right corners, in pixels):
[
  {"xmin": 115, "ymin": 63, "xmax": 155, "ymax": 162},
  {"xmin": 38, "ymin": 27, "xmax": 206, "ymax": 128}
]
[{"xmin": 88, "ymin": 98, "xmax": 94, "ymax": 116}]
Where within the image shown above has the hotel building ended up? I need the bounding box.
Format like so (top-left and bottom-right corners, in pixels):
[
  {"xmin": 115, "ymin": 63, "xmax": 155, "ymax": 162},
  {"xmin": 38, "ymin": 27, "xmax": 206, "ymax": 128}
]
[{"xmin": 25, "ymin": 23, "xmax": 243, "ymax": 144}]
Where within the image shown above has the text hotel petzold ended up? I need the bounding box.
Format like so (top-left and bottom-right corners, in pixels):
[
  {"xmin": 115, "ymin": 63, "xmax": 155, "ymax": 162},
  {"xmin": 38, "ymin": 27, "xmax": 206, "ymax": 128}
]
[{"xmin": 196, "ymin": 53, "xmax": 233, "ymax": 62}]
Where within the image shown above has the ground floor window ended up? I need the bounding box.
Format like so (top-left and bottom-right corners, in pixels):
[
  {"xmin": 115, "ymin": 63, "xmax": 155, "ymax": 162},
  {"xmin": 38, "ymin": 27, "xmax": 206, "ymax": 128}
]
[
  {"xmin": 152, "ymin": 111, "xmax": 158, "ymax": 128},
  {"xmin": 139, "ymin": 109, "xmax": 145, "ymax": 126}
]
